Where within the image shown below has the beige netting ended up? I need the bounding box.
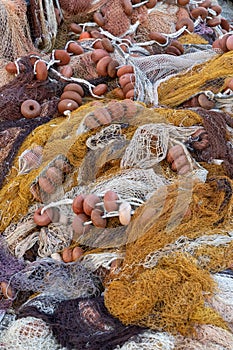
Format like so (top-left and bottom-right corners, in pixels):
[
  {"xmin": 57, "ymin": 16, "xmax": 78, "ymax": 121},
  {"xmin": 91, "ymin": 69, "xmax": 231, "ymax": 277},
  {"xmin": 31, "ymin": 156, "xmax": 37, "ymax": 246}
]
[
  {"xmin": 117, "ymin": 329, "xmax": 176, "ymax": 349},
  {"xmin": 0, "ymin": 0, "xmax": 35, "ymax": 61},
  {"xmin": 126, "ymin": 49, "xmax": 217, "ymax": 105},
  {"xmin": 120, "ymin": 123, "xmax": 202, "ymax": 171},
  {"xmin": 0, "ymin": 316, "xmax": 64, "ymax": 350},
  {"xmin": 118, "ymin": 325, "xmax": 233, "ymax": 349},
  {"xmin": 206, "ymin": 273, "xmax": 233, "ymax": 332},
  {"xmin": 175, "ymin": 324, "xmax": 233, "ymax": 349}
]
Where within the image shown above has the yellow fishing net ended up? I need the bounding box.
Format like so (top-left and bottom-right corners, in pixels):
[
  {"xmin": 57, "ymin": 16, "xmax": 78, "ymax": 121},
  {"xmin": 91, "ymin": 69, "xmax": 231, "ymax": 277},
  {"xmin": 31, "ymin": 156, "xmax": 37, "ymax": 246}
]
[
  {"xmin": 158, "ymin": 51, "xmax": 233, "ymax": 107},
  {"xmin": 0, "ymin": 100, "xmax": 207, "ymax": 233},
  {"xmin": 104, "ymin": 176, "xmax": 233, "ymax": 334},
  {"xmin": 1, "ymin": 97, "xmax": 232, "ymax": 337}
]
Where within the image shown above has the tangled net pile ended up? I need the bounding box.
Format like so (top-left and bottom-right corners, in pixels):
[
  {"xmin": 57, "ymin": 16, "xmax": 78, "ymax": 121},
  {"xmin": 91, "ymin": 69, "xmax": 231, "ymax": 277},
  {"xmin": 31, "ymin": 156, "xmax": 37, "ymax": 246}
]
[{"xmin": 0, "ymin": 0, "xmax": 233, "ymax": 349}]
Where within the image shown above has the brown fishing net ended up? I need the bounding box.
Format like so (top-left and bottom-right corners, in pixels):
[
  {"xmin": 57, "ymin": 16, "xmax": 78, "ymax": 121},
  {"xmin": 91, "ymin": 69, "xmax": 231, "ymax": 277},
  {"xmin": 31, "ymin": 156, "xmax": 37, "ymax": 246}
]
[
  {"xmin": 26, "ymin": 0, "xmax": 57, "ymax": 52},
  {"xmin": 0, "ymin": 115, "xmax": 53, "ymax": 189},
  {"xmin": 133, "ymin": 2, "xmax": 178, "ymax": 42},
  {"xmin": 0, "ymin": 55, "xmax": 64, "ymax": 122}
]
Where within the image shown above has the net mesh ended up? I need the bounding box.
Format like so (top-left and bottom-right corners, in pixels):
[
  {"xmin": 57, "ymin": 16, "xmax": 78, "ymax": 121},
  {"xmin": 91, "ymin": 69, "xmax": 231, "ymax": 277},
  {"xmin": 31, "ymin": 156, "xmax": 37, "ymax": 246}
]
[
  {"xmin": 0, "ymin": 316, "xmax": 64, "ymax": 350},
  {"xmin": 158, "ymin": 51, "xmax": 233, "ymax": 107},
  {"xmin": 128, "ymin": 50, "xmax": 217, "ymax": 105},
  {"xmin": 9, "ymin": 257, "xmax": 101, "ymax": 300},
  {"xmin": 17, "ymin": 295, "xmax": 143, "ymax": 350},
  {"xmin": 132, "ymin": 2, "xmax": 178, "ymax": 46},
  {"xmin": 175, "ymin": 324, "xmax": 233, "ymax": 349},
  {"xmin": 0, "ymin": 0, "xmax": 35, "ymax": 62},
  {"xmin": 207, "ymin": 273, "xmax": 233, "ymax": 331},
  {"xmin": 0, "ymin": 0, "xmax": 232, "ymax": 348},
  {"xmin": 27, "ymin": 0, "xmax": 57, "ymax": 52},
  {"xmin": 0, "ymin": 5, "xmax": 233, "ymax": 338},
  {"xmin": 104, "ymin": 176, "xmax": 233, "ymax": 334},
  {"xmin": 0, "ymin": 100, "xmax": 192, "ymax": 233},
  {"xmin": 120, "ymin": 123, "xmax": 201, "ymax": 170}
]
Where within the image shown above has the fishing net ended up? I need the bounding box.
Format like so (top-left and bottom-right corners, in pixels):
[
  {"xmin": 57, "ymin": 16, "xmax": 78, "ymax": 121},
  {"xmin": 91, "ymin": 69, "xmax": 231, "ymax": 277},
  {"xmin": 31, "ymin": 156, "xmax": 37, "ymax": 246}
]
[
  {"xmin": 0, "ymin": 115, "xmax": 54, "ymax": 189},
  {"xmin": 59, "ymin": 0, "xmax": 107, "ymax": 16},
  {"xmin": 0, "ymin": 0, "xmax": 233, "ymax": 347},
  {"xmin": 133, "ymin": 1, "xmax": 178, "ymax": 40},
  {"xmin": 8, "ymin": 257, "xmax": 101, "ymax": 300},
  {"xmin": 17, "ymin": 295, "xmax": 144, "ymax": 350},
  {"xmin": 175, "ymin": 324, "xmax": 233, "ymax": 349},
  {"xmin": 187, "ymin": 108, "xmax": 233, "ymax": 179},
  {"xmin": 3, "ymin": 205, "xmax": 74, "ymax": 258},
  {"xmin": 117, "ymin": 324, "xmax": 233, "ymax": 349},
  {"xmin": 120, "ymin": 123, "xmax": 202, "ymax": 170},
  {"xmin": 1, "ymin": 100, "xmax": 199, "ymax": 233},
  {"xmin": 125, "ymin": 49, "xmax": 217, "ymax": 105},
  {"xmin": 0, "ymin": 236, "xmax": 25, "ymax": 283},
  {"xmin": 0, "ymin": 316, "xmax": 64, "ymax": 350},
  {"xmin": 117, "ymin": 330, "xmax": 176, "ymax": 349},
  {"xmin": 68, "ymin": 51, "xmax": 100, "ymax": 80},
  {"xmin": 26, "ymin": 0, "xmax": 57, "ymax": 52},
  {"xmin": 0, "ymin": 0, "xmax": 35, "ymax": 62},
  {"xmin": 104, "ymin": 176, "xmax": 233, "ymax": 335},
  {"xmin": 97, "ymin": 0, "xmax": 131, "ymax": 37},
  {"xmin": 207, "ymin": 273, "xmax": 233, "ymax": 331},
  {"xmin": 0, "ymin": 55, "xmax": 64, "ymax": 123},
  {"xmin": 158, "ymin": 51, "xmax": 233, "ymax": 107}
]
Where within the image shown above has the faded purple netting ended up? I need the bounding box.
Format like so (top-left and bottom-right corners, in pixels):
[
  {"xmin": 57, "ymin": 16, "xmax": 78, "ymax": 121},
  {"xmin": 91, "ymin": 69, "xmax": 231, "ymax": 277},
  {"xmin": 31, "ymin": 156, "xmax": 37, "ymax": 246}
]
[
  {"xmin": 0, "ymin": 237, "xmax": 26, "ymax": 282},
  {"xmin": 186, "ymin": 108, "xmax": 233, "ymax": 179},
  {"xmin": 10, "ymin": 258, "xmax": 101, "ymax": 300},
  {"xmin": 0, "ymin": 115, "xmax": 52, "ymax": 189},
  {"xmin": 18, "ymin": 295, "xmax": 144, "ymax": 350}
]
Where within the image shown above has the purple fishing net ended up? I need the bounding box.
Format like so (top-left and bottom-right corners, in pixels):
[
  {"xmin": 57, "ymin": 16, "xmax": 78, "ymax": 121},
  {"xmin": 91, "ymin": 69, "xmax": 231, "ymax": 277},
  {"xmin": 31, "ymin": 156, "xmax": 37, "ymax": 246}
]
[
  {"xmin": 186, "ymin": 108, "xmax": 233, "ymax": 179},
  {"xmin": 18, "ymin": 295, "xmax": 144, "ymax": 350},
  {"xmin": 10, "ymin": 258, "xmax": 101, "ymax": 300},
  {"xmin": 0, "ymin": 115, "xmax": 53, "ymax": 189},
  {"xmin": 0, "ymin": 237, "xmax": 26, "ymax": 282}
]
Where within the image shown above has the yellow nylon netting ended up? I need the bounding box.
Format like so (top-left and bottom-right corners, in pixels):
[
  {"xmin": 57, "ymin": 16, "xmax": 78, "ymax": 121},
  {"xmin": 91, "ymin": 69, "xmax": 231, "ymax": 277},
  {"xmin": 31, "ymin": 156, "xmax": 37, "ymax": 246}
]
[
  {"xmin": 158, "ymin": 51, "xmax": 233, "ymax": 107},
  {"xmin": 104, "ymin": 176, "xmax": 233, "ymax": 334},
  {"xmin": 1, "ymin": 100, "xmax": 203, "ymax": 232}
]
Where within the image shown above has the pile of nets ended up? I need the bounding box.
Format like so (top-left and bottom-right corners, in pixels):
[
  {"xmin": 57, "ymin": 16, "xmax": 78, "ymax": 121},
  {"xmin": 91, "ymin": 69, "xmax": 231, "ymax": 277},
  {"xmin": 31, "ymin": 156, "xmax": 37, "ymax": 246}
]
[{"xmin": 0, "ymin": 0, "xmax": 233, "ymax": 349}]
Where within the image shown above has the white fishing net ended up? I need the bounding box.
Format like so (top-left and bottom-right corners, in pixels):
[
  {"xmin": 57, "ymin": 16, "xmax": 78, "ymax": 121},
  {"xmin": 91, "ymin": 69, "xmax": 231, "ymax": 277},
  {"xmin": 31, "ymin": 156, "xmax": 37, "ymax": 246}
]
[
  {"xmin": 19, "ymin": 293, "xmax": 60, "ymax": 315},
  {"xmin": 207, "ymin": 273, "xmax": 233, "ymax": 331},
  {"xmin": 175, "ymin": 324, "xmax": 233, "ymax": 349},
  {"xmin": 92, "ymin": 168, "xmax": 169, "ymax": 201},
  {"xmin": 3, "ymin": 205, "xmax": 73, "ymax": 258},
  {"xmin": 116, "ymin": 329, "xmax": 175, "ymax": 350},
  {"xmin": 127, "ymin": 50, "xmax": 217, "ymax": 105},
  {"xmin": 86, "ymin": 124, "xmax": 126, "ymax": 151},
  {"xmin": 3, "ymin": 208, "xmax": 38, "ymax": 258},
  {"xmin": 120, "ymin": 123, "xmax": 201, "ymax": 169},
  {"xmin": 0, "ymin": 316, "xmax": 65, "ymax": 350},
  {"xmin": 81, "ymin": 252, "xmax": 125, "ymax": 272}
]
